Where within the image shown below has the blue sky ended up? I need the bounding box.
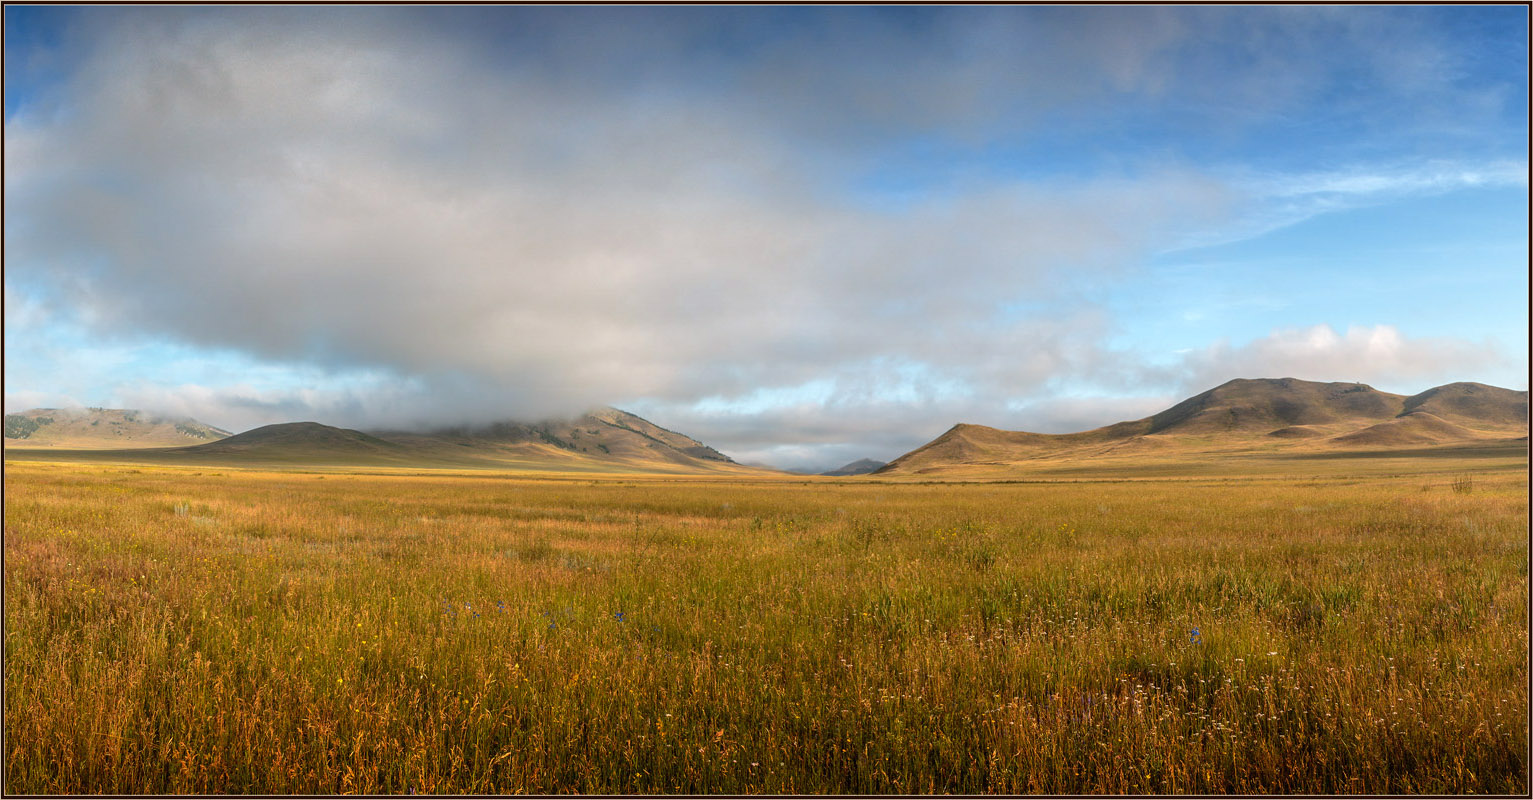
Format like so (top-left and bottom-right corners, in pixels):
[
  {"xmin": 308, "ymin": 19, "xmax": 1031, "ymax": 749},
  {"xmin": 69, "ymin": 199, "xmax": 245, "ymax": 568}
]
[{"xmin": 4, "ymin": 6, "xmax": 1527, "ymax": 470}]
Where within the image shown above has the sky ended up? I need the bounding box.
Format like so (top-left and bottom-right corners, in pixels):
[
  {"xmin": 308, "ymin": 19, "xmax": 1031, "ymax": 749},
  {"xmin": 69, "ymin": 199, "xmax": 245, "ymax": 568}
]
[{"xmin": 4, "ymin": 5, "xmax": 1528, "ymax": 471}]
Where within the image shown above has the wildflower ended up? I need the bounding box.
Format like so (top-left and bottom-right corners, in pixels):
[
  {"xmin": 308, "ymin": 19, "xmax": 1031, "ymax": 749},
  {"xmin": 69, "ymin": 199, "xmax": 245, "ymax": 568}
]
[{"xmin": 615, "ymin": 611, "xmax": 626, "ymax": 622}]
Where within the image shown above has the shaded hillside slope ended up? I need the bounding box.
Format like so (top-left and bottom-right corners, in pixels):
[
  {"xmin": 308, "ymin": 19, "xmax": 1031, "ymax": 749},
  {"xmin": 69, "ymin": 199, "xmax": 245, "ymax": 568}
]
[
  {"xmin": 1401, "ymin": 383, "xmax": 1530, "ymax": 428},
  {"xmin": 182, "ymin": 422, "xmax": 409, "ymax": 461},
  {"xmin": 1332, "ymin": 412, "xmax": 1481, "ymax": 447},
  {"xmin": 375, "ymin": 407, "xmax": 743, "ymax": 472}
]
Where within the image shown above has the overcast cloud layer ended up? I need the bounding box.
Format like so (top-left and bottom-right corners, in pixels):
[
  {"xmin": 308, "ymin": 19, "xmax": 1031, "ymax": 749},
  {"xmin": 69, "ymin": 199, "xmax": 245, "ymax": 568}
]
[{"xmin": 5, "ymin": 7, "xmax": 1527, "ymax": 470}]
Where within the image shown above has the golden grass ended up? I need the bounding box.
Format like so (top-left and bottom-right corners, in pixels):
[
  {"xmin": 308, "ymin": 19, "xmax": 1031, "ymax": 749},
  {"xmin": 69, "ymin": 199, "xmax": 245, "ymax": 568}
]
[{"xmin": 3, "ymin": 458, "xmax": 1527, "ymax": 793}]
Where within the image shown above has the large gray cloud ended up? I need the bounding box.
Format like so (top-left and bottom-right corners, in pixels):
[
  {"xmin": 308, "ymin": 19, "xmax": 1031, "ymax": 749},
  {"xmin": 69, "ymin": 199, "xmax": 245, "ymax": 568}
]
[{"xmin": 4, "ymin": 9, "xmax": 1237, "ymax": 417}]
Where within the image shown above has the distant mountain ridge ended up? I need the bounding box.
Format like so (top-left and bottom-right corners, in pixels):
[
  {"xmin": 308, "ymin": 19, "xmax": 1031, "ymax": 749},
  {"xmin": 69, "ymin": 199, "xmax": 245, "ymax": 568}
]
[
  {"xmin": 3, "ymin": 407, "xmax": 230, "ymax": 449},
  {"xmin": 8, "ymin": 381, "xmax": 1524, "ymax": 475},
  {"xmin": 6, "ymin": 406, "xmax": 754, "ymax": 473},
  {"xmin": 878, "ymin": 379, "xmax": 1529, "ymax": 475}
]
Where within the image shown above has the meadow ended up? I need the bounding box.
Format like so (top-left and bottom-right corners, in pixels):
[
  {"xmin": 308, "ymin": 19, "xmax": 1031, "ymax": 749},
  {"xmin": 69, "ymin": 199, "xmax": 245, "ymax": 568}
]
[{"xmin": 3, "ymin": 459, "xmax": 1527, "ymax": 793}]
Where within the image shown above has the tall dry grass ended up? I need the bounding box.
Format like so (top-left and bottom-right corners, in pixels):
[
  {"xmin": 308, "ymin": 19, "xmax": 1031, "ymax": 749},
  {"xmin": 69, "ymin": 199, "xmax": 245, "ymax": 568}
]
[{"xmin": 3, "ymin": 461, "xmax": 1527, "ymax": 793}]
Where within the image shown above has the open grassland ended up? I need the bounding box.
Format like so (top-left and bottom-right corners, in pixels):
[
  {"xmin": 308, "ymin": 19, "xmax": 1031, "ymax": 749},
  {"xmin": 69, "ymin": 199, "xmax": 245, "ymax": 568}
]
[{"xmin": 4, "ymin": 459, "xmax": 1527, "ymax": 793}]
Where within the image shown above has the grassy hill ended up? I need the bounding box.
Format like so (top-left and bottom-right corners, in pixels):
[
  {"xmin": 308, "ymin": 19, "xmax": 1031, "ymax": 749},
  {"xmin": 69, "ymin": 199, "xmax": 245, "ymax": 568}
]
[
  {"xmin": 3, "ymin": 408, "xmax": 230, "ymax": 449},
  {"xmin": 878, "ymin": 378, "xmax": 1529, "ymax": 477}
]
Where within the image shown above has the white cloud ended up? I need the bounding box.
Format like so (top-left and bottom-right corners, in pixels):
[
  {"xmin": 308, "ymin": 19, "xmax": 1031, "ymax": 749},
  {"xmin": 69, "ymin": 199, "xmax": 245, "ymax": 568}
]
[
  {"xmin": 1171, "ymin": 324, "xmax": 1513, "ymax": 394},
  {"xmin": 4, "ymin": 391, "xmax": 87, "ymax": 415}
]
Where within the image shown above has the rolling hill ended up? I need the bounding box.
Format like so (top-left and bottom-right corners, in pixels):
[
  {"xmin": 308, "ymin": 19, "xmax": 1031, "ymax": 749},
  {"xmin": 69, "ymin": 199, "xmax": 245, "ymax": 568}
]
[
  {"xmin": 878, "ymin": 378, "xmax": 1529, "ymax": 476},
  {"xmin": 1400, "ymin": 382, "xmax": 1531, "ymax": 428},
  {"xmin": 821, "ymin": 458, "xmax": 887, "ymax": 476},
  {"xmin": 169, "ymin": 422, "xmax": 412, "ymax": 464},
  {"xmin": 379, "ymin": 407, "xmax": 737, "ymax": 469},
  {"xmin": 3, "ymin": 408, "xmax": 230, "ymax": 449}
]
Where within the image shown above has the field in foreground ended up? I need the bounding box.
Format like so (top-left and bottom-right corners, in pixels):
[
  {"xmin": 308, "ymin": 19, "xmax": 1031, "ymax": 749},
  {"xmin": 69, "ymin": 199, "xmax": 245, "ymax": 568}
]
[{"xmin": 3, "ymin": 459, "xmax": 1528, "ymax": 793}]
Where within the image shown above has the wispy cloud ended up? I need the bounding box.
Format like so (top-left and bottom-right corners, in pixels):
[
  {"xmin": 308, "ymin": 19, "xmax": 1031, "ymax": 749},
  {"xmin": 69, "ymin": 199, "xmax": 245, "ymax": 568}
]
[
  {"xmin": 1263, "ymin": 161, "xmax": 1528, "ymax": 199},
  {"xmin": 1171, "ymin": 160, "xmax": 1529, "ymax": 251}
]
